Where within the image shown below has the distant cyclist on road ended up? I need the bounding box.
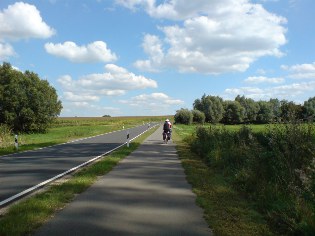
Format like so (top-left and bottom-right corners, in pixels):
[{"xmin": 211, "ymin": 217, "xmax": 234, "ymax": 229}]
[{"xmin": 163, "ymin": 119, "xmax": 172, "ymax": 143}]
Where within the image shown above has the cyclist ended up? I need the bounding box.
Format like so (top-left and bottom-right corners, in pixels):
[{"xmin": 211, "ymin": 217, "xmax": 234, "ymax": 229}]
[{"xmin": 163, "ymin": 119, "xmax": 172, "ymax": 143}]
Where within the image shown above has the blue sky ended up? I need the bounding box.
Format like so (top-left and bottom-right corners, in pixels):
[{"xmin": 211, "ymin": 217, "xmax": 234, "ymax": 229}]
[{"xmin": 0, "ymin": 0, "xmax": 314, "ymax": 117}]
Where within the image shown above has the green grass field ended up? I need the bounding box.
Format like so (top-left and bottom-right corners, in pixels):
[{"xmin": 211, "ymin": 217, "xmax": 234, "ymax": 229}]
[{"xmin": 174, "ymin": 123, "xmax": 315, "ymax": 137}]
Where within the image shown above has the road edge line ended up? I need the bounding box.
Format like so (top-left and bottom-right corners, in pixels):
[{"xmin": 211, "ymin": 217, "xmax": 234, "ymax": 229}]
[{"xmin": 0, "ymin": 123, "xmax": 159, "ymax": 207}]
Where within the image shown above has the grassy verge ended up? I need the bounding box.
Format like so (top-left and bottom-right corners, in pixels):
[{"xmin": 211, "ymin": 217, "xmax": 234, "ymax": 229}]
[
  {"xmin": 172, "ymin": 126, "xmax": 275, "ymax": 236},
  {"xmin": 0, "ymin": 125, "xmax": 158, "ymax": 236}
]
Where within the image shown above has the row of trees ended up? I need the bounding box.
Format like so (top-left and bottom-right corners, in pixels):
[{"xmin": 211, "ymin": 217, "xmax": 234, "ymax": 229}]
[
  {"xmin": 0, "ymin": 63, "xmax": 62, "ymax": 132},
  {"xmin": 175, "ymin": 94, "xmax": 315, "ymax": 125}
]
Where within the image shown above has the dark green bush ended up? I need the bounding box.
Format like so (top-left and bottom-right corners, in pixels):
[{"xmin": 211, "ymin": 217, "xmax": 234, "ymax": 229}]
[
  {"xmin": 174, "ymin": 108, "xmax": 193, "ymax": 125},
  {"xmin": 190, "ymin": 123, "xmax": 315, "ymax": 235},
  {"xmin": 191, "ymin": 109, "xmax": 205, "ymax": 124}
]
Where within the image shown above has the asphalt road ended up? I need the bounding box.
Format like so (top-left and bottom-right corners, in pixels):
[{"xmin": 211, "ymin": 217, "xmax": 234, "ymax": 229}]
[
  {"xmin": 35, "ymin": 126, "xmax": 211, "ymax": 235},
  {"xmin": 0, "ymin": 123, "xmax": 157, "ymax": 206}
]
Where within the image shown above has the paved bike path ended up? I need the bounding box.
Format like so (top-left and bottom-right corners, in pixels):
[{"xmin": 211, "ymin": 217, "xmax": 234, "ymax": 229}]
[{"xmin": 35, "ymin": 126, "xmax": 211, "ymax": 235}]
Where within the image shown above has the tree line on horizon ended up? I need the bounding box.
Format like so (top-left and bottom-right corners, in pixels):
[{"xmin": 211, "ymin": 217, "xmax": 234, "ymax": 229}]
[{"xmin": 175, "ymin": 94, "xmax": 315, "ymax": 125}]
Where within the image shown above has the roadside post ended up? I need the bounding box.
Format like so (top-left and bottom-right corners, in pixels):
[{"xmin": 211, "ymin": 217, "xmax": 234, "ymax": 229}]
[
  {"xmin": 14, "ymin": 134, "xmax": 18, "ymax": 151},
  {"xmin": 127, "ymin": 131, "xmax": 130, "ymax": 147}
]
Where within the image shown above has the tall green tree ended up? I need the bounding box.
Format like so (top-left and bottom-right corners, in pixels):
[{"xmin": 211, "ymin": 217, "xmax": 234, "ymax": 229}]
[
  {"xmin": 222, "ymin": 101, "xmax": 245, "ymax": 124},
  {"xmin": 280, "ymin": 100, "xmax": 303, "ymax": 122},
  {"xmin": 269, "ymin": 98, "xmax": 281, "ymax": 121},
  {"xmin": 304, "ymin": 96, "xmax": 315, "ymax": 121},
  {"xmin": 256, "ymin": 101, "xmax": 273, "ymax": 124},
  {"xmin": 235, "ymin": 95, "xmax": 259, "ymax": 123},
  {"xmin": 193, "ymin": 97, "xmax": 203, "ymax": 111},
  {"xmin": 193, "ymin": 94, "xmax": 224, "ymax": 123},
  {"xmin": 0, "ymin": 62, "xmax": 62, "ymax": 132},
  {"xmin": 191, "ymin": 109, "xmax": 205, "ymax": 124}
]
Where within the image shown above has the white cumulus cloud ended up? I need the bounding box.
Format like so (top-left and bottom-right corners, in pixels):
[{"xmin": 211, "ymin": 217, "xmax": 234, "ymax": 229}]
[
  {"xmin": 121, "ymin": 0, "xmax": 287, "ymax": 74},
  {"xmin": 282, "ymin": 62, "xmax": 315, "ymax": 79},
  {"xmin": 224, "ymin": 81, "xmax": 315, "ymax": 101},
  {"xmin": 58, "ymin": 64, "xmax": 158, "ymax": 103},
  {"xmin": 134, "ymin": 34, "xmax": 164, "ymax": 72},
  {"xmin": 61, "ymin": 101, "xmax": 121, "ymax": 117},
  {"xmin": 116, "ymin": 88, "xmax": 185, "ymax": 116},
  {"xmin": 0, "ymin": 43, "xmax": 15, "ymax": 59},
  {"xmin": 245, "ymin": 76, "xmax": 284, "ymax": 84},
  {"xmin": 45, "ymin": 41, "xmax": 117, "ymax": 63},
  {"xmin": 0, "ymin": 2, "xmax": 55, "ymax": 41},
  {"xmin": 77, "ymin": 64, "xmax": 158, "ymax": 90},
  {"xmin": 63, "ymin": 92, "xmax": 100, "ymax": 102},
  {"xmin": 225, "ymin": 87, "xmax": 265, "ymax": 99},
  {"xmin": 119, "ymin": 92, "xmax": 184, "ymax": 113}
]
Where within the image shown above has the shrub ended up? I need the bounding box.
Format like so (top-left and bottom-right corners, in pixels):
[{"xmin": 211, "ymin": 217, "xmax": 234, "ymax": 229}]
[
  {"xmin": 222, "ymin": 101, "xmax": 245, "ymax": 124},
  {"xmin": 191, "ymin": 109, "xmax": 205, "ymax": 124},
  {"xmin": 263, "ymin": 123, "xmax": 314, "ymax": 193},
  {"xmin": 189, "ymin": 122, "xmax": 315, "ymax": 235},
  {"xmin": 174, "ymin": 108, "xmax": 193, "ymax": 125}
]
